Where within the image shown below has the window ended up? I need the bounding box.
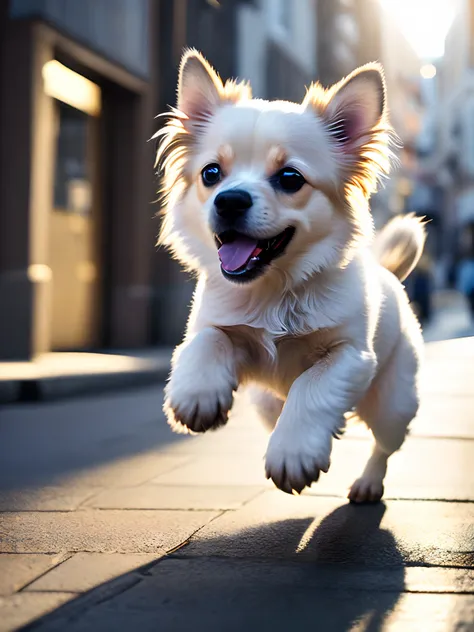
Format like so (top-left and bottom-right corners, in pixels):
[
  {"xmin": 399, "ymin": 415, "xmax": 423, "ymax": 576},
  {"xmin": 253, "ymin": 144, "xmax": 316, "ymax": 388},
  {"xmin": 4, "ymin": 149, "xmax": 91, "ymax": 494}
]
[
  {"xmin": 43, "ymin": 61, "xmax": 101, "ymax": 214},
  {"xmin": 53, "ymin": 102, "xmax": 92, "ymax": 214}
]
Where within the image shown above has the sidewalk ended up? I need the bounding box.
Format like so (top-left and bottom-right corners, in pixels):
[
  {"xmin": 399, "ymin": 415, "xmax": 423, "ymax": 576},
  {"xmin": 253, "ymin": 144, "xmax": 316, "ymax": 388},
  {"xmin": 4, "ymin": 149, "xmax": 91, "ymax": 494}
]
[
  {"xmin": 423, "ymin": 289, "xmax": 474, "ymax": 342},
  {"xmin": 0, "ymin": 337, "xmax": 473, "ymax": 630},
  {"xmin": 0, "ymin": 349, "xmax": 172, "ymax": 404}
]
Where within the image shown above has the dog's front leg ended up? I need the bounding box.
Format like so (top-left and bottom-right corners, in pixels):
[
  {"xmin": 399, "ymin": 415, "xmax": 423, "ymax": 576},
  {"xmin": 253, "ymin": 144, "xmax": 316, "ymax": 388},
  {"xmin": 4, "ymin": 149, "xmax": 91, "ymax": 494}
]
[
  {"xmin": 265, "ymin": 344, "xmax": 377, "ymax": 494},
  {"xmin": 164, "ymin": 327, "xmax": 238, "ymax": 433}
]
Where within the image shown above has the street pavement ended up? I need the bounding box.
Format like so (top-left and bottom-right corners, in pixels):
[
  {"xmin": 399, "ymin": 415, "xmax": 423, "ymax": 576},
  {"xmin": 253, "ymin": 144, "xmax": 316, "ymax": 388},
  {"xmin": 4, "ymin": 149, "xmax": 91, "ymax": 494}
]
[
  {"xmin": 0, "ymin": 337, "xmax": 473, "ymax": 631},
  {"xmin": 423, "ymin": 290, "xmax": 474, "ymax": 343}
]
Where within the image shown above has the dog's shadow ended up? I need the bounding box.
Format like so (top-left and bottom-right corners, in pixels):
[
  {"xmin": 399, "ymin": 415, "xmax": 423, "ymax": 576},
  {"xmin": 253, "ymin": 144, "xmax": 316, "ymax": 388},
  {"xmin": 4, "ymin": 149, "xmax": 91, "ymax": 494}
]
[
  {"xmin": 287, "ymin": 501, "xmax": 405, "ymax": 631},
  {"xmin": 24, "ymin": 502, "xmax": 405, "ymax": 632},
  {"xmin": 177, "ymin": 501, "xmax": 406, "ymax": 632}
]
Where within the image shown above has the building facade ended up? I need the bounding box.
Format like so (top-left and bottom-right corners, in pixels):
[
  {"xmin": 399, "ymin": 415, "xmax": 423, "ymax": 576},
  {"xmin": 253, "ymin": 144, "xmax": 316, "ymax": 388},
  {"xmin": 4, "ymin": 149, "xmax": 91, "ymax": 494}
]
[
  {"xmin": 0, "ymin": 0, "xmax": 159, "ymax": 359},
  {"xmin": 416, "ymin": 0, "xmax": 474, "ymax": 281},
  {"xmin": 375, "ymin": 2, "xmax": 424, "ymax": 227},
  {"xmin": 237, "ymin": 0, "xmax": 317, "ymax": 101}
]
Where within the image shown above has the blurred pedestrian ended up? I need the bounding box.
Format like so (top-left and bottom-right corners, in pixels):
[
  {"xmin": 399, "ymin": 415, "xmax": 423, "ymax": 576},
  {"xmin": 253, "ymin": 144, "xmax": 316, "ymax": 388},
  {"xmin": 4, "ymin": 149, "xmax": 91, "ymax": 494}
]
[
  {"xmin": 456, "ymin": 251, "xmax": 474, "ymax": 320},
  {"xmin": 409, "ymin": 252, "xmax": 434, "ymax": 325}
]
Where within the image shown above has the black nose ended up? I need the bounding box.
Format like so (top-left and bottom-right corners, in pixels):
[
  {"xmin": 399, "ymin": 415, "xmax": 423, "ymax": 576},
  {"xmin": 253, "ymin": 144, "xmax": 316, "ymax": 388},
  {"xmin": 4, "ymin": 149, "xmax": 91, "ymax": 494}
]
[{"xmin": 214, "ymin": 189, "xmax": 253, "ymax": 219}]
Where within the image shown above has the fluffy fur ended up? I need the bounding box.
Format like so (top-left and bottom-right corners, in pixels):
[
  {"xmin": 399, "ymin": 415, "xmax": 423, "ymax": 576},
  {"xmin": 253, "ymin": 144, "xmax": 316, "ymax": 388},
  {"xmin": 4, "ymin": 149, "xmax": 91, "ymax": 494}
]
[{"xmin": 156, "ymin": 50, "xmax": 426, "ymax": 502}]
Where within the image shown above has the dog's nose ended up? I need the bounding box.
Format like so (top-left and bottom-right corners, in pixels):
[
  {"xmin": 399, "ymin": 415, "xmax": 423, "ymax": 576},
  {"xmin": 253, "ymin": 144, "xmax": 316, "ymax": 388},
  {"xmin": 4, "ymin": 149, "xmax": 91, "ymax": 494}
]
[{"xmin": 214, "ymin": 189, "xmax": 253, "ymax": 219}]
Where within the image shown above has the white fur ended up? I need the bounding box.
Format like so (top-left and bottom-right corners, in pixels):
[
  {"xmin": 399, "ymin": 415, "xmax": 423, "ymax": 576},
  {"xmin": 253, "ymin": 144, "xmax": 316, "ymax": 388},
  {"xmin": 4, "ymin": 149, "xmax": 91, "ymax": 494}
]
[{"xmin": 159, "ymin": 51, "xmax": 426, "ymax": 501}]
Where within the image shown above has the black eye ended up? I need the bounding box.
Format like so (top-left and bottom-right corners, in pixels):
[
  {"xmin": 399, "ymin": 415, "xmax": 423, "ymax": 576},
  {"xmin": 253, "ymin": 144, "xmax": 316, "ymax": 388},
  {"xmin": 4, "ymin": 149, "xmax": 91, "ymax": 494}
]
[
  {"xmin": 201, "ymin": 163, "xmax": 222, "ymax": 187},
  {"xmin": 272, "ymin": 167, "xmax": 306, "ymax": 193}
]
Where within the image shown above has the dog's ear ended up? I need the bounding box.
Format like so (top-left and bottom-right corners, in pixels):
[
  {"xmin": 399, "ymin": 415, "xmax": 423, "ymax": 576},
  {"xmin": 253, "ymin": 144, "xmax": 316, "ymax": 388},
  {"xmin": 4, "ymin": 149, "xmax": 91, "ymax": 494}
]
[
  {"xmin": 305, "ymin": 63, "xmax": 387, "ymax": 148},
  {"xmin": 177, "ymin": 49, "xmax": 251, "ymax": 133},
  {"xmin": 304, "ymin": 63, "xmax": 390, "ymax": 195},
  {"xmin": 177, "ymin": 50, "xmax": 224, "ymax": 125}
]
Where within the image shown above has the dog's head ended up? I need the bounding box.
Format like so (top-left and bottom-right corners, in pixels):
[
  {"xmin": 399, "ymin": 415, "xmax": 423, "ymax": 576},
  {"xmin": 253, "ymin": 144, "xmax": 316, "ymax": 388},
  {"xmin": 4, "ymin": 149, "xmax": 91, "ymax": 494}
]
[{"xmin": 156, "ymin": 50, "xmax": 393, "ymax": 286}]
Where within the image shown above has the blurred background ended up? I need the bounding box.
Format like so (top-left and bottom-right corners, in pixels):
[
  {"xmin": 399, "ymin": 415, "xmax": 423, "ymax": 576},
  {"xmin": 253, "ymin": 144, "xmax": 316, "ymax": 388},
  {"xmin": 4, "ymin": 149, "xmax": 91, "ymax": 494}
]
[{"xmin": 1, "ymin": 0, "xmax": 474, "ymax": 365}]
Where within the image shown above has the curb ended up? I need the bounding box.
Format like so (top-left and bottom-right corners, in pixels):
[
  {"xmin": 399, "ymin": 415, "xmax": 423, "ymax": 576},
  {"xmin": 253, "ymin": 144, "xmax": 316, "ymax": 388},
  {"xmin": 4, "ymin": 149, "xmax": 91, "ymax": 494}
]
[
  {"xmin": 0, "ymin": 355, "xmax": 171, "ymax": 405},
  {"xmin": 0, "ymin": 380, "xmax": 21, "ymax": 405}
]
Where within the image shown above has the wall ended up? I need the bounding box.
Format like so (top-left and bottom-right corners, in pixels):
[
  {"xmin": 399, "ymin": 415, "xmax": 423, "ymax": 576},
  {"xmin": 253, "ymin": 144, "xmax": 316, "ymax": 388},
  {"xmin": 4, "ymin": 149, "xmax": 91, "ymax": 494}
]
[
  {"xmin": 0, "ymin": 1, "xmax": 156, "ymax": 358},
  {"xmin": 237, "ymin": 0, "xmax": 317, "ymax": 100},
  {"xmin": 10, "ymin": 0, "xmax": 149, "ymax": 78}
]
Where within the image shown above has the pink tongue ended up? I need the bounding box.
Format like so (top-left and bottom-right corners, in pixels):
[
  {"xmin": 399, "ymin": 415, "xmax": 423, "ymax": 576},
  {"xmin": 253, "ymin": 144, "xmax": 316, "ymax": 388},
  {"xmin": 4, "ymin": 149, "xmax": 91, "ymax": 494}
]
[{"xmin": 218, "ymin": 236, "xmax": 258, "ymax": 272}]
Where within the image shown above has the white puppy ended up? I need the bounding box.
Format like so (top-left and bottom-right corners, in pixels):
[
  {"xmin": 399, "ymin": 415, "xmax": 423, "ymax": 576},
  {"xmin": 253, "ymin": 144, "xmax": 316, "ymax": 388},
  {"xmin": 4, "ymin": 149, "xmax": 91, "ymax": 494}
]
[{"xmin": 156, "ymin": 50, "xmax": 425, "ymax": 502}]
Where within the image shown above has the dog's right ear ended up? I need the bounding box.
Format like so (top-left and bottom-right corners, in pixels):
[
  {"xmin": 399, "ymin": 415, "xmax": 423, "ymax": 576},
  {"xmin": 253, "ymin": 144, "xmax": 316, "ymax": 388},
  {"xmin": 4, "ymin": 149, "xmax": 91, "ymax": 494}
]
[{"xmin": 177, "ymin": 50, "xmax": 224, "ymax": 127}]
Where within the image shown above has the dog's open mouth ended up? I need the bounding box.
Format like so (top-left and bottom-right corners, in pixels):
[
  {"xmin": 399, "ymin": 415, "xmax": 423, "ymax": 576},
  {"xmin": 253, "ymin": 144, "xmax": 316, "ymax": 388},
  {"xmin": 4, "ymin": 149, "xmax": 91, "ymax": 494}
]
[{"xmin": 215, "ymin": 227, "xmax": 295, "ymax": 282}]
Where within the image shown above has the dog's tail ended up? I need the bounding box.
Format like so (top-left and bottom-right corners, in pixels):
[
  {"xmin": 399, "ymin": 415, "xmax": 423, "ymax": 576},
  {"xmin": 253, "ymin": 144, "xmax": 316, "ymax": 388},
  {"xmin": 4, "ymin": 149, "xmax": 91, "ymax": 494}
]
[{"xmin": 372, "ymin": 214, "xmax": 426, "ymax": 281}]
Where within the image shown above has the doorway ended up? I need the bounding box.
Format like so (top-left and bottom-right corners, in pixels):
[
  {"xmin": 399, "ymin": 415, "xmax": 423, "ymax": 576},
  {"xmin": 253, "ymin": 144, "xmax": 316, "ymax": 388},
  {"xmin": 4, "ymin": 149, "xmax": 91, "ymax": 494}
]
[{"xmin": 44, "ymin": 61, "xmax": 102, "ymax": 350}]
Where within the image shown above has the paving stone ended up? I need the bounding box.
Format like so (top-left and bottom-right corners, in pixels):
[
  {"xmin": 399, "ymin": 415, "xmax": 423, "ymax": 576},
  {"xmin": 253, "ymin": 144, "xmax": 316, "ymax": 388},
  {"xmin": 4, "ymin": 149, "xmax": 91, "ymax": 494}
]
[
  {"xmin": 381, "ymin": 437, "xmax": 474, "ymax": 501},
  {"xmin": 421, "ymin": 342, "xmax": 474, "ymax": 396},
  {"xmin": 381, "ymin": 593, "xmax": 474, "ymax": 631},
  {"xmin": 151, "ymin": 454, "xmax": 274, "ymax": 487},
  {"xmin": 0, "ymin": 509, "xmax": 218, "ymax": 554},
  {"xmin": 303, "ymin": 435, "xmax": 474, "ymax": 501},
  {"xmin": 182, "ymin": 492, "xmax": 474, "ymax": 567},
  {"xmin": 167, "ymin": 425, "xmax": 268, "ymax": 456},
  {"xmin": 412, "ymin": 393, "xmax": 474, "ymax": 438},
  {"xmin": 0, "ymin": 487, "xmax": 95, "ymax": 511},
  {"xmin": 61, "ymin": 454, "xmax": 191, "ymax": 488},
  {"xmin": 0, "ymin": 553, "xmax": 66, "ymax": 595},
  {"xmin": 31, "ymin": 558, "xmax": 474, "ymax": 632},
  {"xmin": 33, "ymin": 594, "xmax": 474, "ymax": 632},
  {"xmin": 86, "ymin": 485, "xmax": 265, "ymax": 510},
  {"xmin": 26, "ymin": 552, "xmax": 159, "ymax": 592},
  {"xmin": 0, "ymin": 592, "xmax": 75, "ymax": 632},
  {"xmin": 152, "ymin": 434, "xmax": 474, "ymax": 501},
  {"xmin": 0, "ymin": 388, "xmax": 185, "ymax": 492},
  {"xmin": 145, "ymin": 558, "xmax": 474, "ymax": 594}
]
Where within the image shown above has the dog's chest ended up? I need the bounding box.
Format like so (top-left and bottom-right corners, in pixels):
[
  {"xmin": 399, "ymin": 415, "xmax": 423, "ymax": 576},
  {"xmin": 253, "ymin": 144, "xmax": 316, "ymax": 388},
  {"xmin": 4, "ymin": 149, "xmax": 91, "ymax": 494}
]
[
  {"xmin": 211, "ymin": 288, "xmax": 338, "ymax": 338},
  {"xmin": 263, "ymin": 330, "xmax": 334, "ymax": 394}
]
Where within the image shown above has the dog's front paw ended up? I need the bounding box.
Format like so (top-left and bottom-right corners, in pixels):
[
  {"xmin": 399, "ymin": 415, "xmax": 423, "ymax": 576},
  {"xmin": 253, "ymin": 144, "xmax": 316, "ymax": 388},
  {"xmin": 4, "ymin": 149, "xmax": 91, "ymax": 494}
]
[
  {"xmin": 265, "ymin": 426, "xmax": 332, "ymax": 494},
  {"xmin": 164, "ymin": 374, "xmax": 236, "ymax": 434}
]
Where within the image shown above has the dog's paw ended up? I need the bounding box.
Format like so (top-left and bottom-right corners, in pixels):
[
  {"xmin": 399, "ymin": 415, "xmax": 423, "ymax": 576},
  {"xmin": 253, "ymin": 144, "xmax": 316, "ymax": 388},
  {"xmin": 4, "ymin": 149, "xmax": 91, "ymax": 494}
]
[
  {"xmin": 264, "ymin": 427, "xmax": 332, "ymax": 494},
  {"xmin": 164, "ymin": 376, "xmax": 236, "ymax": 434},
  {"xmin": 348, "ymin": 476, "xmax": 384, "ymax": 504}
]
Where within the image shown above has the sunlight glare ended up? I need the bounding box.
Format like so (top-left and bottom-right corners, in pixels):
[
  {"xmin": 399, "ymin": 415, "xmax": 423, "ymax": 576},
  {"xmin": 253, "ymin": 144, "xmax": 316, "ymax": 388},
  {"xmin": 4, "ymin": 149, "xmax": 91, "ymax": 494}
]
[
  {"xmin": 420, "ymin": 64, "xmax": 437, "ymax": 79},
  {"xmin": 380, "ymin": 0, "xmax": 458, "ymax": 60}
]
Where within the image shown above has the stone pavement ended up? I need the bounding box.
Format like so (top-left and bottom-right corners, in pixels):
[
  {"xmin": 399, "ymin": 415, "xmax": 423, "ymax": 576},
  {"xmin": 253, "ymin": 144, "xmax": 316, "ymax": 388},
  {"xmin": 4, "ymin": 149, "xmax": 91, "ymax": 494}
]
[{"xmin": 0, "ymin": 338, "xmax": 473, "ymax": 631}]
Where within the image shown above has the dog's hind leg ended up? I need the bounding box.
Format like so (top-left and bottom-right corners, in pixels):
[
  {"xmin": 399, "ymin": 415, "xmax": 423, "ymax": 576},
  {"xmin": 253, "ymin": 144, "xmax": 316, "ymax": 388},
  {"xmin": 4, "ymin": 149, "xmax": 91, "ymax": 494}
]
[
  {"xmin": 349, "ymin": 333, "xmax": 421, "ymax": 503},
  {"xmin": 247, "ymin": 386, "xmax": 284, "ymax": 432}
]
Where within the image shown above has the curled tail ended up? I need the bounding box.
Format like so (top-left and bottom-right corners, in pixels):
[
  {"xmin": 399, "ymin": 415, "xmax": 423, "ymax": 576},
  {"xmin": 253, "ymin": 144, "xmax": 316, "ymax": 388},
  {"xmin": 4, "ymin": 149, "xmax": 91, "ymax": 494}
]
[{"xmin": 373, "ymin": 214, "xmax": 426, "ymax": 281}]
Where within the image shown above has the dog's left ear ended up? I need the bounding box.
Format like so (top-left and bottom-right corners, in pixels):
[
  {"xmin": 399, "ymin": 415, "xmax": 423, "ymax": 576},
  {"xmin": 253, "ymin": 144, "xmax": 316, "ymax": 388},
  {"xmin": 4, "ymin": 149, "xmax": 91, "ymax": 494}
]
[{"xmin": 305, "ymin": 63, "xmax": 387, "ymax": 148}]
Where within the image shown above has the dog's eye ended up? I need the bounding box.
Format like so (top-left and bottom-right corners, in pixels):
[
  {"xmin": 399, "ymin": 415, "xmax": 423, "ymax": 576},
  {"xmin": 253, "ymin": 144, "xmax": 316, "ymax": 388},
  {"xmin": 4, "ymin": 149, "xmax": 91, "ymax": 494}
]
[
  {"xmin": 201, "ymin": 163, "xmax": 222, "ymax": 187},
  {"xmin": 272, "ymin": 167, "xmax": 306, "ymax": 193}
]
